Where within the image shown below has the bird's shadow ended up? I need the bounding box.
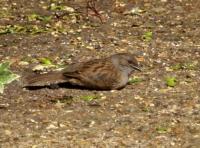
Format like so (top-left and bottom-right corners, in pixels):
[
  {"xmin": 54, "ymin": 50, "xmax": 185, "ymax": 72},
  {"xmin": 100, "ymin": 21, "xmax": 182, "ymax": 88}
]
[{"xmin": 25, "ymin": 82, "xmax": 105, "ymax": 91}]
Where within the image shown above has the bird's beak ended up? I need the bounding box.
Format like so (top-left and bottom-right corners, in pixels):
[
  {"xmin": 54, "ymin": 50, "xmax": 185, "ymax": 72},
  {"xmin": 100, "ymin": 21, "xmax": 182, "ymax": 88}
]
[{"xmin": 131, "ymin": 65, "xmax": 141, "ymax": 71}]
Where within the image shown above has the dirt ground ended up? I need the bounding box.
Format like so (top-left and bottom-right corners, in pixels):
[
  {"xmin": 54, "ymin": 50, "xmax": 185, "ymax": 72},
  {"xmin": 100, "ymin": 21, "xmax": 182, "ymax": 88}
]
[{"xmin": 0, "ymin": 0, "xmax": 200, "ymax": 147}]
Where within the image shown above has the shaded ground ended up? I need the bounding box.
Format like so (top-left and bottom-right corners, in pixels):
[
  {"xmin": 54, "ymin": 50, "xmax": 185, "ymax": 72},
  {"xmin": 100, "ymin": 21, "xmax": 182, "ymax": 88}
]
[{"xmin": 0, "ymin": 0, "xmax": 200, "ymax": 147}]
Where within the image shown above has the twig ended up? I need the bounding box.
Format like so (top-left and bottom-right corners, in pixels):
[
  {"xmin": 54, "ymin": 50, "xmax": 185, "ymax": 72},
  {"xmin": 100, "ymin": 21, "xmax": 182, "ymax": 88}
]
[{"xmin": 86, "ymin": 0, "xmax": 103, "ymax": 23}]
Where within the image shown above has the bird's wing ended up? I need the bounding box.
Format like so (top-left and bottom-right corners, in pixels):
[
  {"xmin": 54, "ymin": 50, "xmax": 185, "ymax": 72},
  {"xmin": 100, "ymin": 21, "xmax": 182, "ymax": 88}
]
[{"xmin": 63, "ymin": 59, "xmax": 101, "ymax": 78}]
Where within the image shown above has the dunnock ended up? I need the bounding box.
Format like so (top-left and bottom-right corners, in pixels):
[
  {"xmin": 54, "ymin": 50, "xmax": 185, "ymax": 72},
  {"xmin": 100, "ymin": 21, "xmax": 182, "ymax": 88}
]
[{"xmin": 25, "ymin": 53, "xmax": 141, "ymax": 90}]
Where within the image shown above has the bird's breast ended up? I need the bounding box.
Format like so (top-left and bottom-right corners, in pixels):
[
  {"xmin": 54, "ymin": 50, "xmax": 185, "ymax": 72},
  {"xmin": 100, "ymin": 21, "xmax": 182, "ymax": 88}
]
[{"xmin": 115, "ymin": 72, "xmax": 129, "ymax": 89}]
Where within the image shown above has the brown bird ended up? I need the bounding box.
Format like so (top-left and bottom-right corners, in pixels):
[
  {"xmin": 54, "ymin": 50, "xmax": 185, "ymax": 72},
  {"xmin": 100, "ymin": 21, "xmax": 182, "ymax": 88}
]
[{"xmin": 25, "ymin": 53, "xmax": 141, "ymax": 90}]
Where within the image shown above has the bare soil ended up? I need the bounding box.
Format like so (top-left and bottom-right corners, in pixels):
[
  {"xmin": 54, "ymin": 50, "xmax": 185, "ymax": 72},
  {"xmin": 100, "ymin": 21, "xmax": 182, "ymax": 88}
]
[{"xmin": 0, "ymin": 0, "xmax": 200, "ymax": 147}]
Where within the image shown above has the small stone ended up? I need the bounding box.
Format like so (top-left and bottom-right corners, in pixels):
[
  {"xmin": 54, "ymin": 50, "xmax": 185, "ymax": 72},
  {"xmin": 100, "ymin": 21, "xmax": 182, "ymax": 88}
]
[
  {"xmin": 63, "ymin": 6, "xmax": 75, "ymax": 13},
  {"xmin": 46, "ymin": 124, "xmax": 58, "ymax": 129},
  {"xmin": 149, "ymin": 103, "xmax": 155, "ymax": 107},
  {"xmin": 124, "ymin": 7, "xmax": 143, "ymax": 15},
  {"xmin": 134, "ymin": 95, "xmax": 143, "ymax": 100},
  {"xmin": 111, "ymin": 90, "xmax": 116, "ymax": 93},
  {"xmin": 5, "ymin": 130, "xmax": 12, "ymax": 136},
  {"xmin": 89, "ymin": 121, "xmax": 95, "ymax": 127},
  {"xmin": 18, "ymin": 61, "xmax": 29, "ymax": 66},
  {"xmin": 101, "ymin": 96, "xmax": 107, "ymax": 99}
]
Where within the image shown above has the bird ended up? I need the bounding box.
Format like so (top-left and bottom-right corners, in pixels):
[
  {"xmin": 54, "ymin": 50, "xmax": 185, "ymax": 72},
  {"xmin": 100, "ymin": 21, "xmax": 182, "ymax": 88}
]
[{"xmin": 25, "ymin": 53, "xmax": 141, "ymax": 90}]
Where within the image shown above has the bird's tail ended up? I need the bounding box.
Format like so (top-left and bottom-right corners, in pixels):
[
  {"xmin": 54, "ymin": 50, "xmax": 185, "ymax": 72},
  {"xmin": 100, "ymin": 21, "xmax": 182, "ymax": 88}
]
[{"xmin": 24, "ymin": 72, "xmax": 66, "ymax": 86}]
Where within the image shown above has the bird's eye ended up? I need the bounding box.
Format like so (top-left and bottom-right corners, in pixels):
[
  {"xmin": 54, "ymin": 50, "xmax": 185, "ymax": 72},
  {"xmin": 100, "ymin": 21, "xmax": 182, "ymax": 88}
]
[{"xmin": 128, "ymin": 60, "xmax": 133, "ymax": 64}]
